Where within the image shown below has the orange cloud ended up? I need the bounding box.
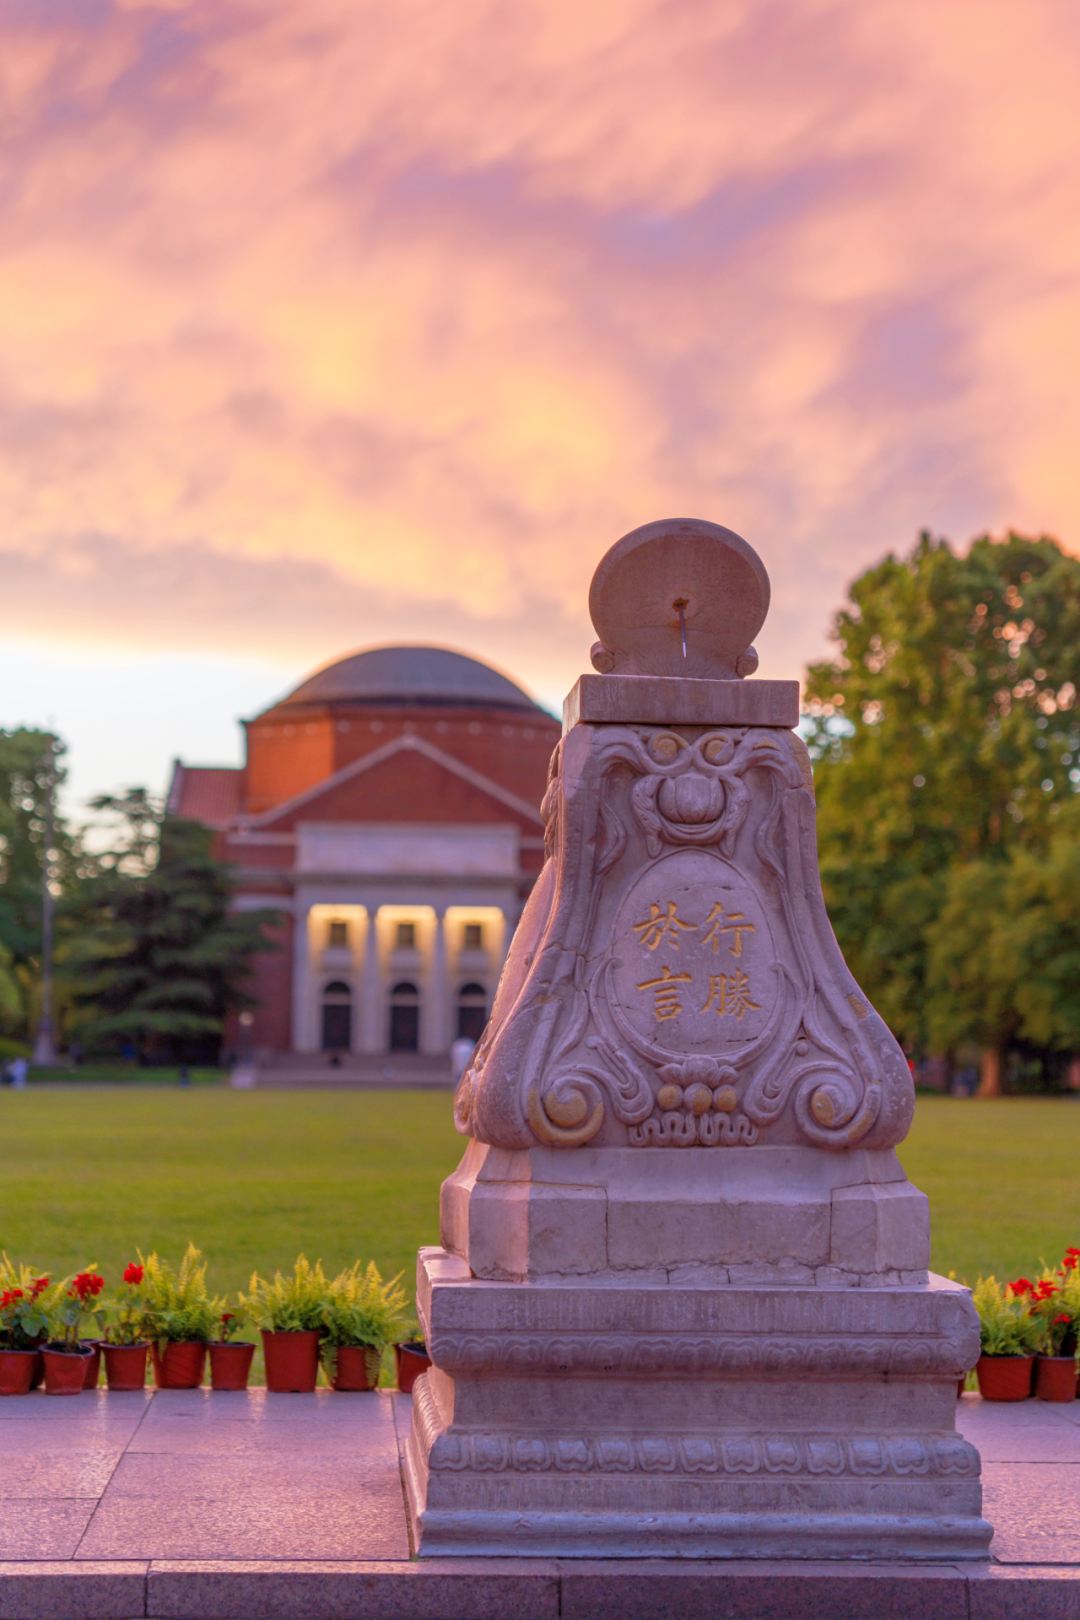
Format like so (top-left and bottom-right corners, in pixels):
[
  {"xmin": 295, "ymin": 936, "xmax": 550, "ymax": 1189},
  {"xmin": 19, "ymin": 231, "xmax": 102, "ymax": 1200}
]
[{"xmin": 1, "ymin": 0, "xmax": 1080, "ymax": 705}]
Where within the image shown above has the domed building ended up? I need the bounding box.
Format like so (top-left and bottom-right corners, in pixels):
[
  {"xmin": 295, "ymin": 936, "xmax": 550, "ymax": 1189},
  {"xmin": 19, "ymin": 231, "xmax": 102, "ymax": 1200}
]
[{"xmin": 167, "ymin": 646, "xmax": 561, "ymax": 1059}]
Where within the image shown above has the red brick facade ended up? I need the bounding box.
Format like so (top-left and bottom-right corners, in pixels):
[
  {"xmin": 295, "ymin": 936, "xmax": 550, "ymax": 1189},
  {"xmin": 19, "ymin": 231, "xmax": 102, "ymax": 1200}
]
[{"xmin": 169, "ymin": 646, "xmax": 560, "ymax": 1055}]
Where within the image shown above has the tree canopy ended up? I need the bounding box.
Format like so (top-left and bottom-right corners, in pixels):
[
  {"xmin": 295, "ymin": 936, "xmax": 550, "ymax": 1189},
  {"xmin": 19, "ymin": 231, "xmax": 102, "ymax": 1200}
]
[
  {"xmin": 62, "ymin": 791, "xmax": 277, "ymax": 1061},
  {"xmin": 804, "ymin": 530, "xmax": 1080, "ymax": 1065}
]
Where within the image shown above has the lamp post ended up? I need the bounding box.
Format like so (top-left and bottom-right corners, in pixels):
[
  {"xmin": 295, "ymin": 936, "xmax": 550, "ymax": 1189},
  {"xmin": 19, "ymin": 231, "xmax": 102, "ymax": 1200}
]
[{"xmin": 31, "ymin": 737, "xmax": 60, "ymax": 1068}]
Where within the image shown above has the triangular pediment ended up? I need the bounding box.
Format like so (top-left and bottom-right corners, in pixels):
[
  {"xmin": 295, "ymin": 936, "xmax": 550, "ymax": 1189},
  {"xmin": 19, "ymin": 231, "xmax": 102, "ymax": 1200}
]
[{"xmin": 240, "ymin": 734, "xmax": 544, "ymax": 831}]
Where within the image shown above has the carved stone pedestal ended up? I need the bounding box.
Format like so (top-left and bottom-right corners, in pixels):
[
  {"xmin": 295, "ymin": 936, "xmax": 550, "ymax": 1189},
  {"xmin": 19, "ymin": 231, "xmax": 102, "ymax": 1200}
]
[
  {"xmin": 407, "ymin": 518, "xmax": 990, "ymax": 1560},
  {"xmin": 405, "ymin": 1249, "xmax": 991, "ymax": 1559}
]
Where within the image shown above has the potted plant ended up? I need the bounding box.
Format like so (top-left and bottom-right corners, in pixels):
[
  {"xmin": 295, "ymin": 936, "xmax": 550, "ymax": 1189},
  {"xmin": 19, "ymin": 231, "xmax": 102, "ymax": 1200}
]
[
  {"xmin": 0, "ymin": 1257, "xmax": 50, "ymax": 1389},
  {"xmin": 1020, "ymin": 1251, "xmax": 1080, "ymax": 1402},
  {"xmin": 142, "ymin": 1244, "xmax": 223, "ymax": 1388},
  {"xmin": 42, "ymin": 1271, "xmax": 105, "ymax": 1395},
  {"xmin": 0, "ymin": 1274, "xmax": 50, "ymax": 1396},
  {"xmin": 394, "ymin": 1337, "xmax": 432, "ymax": 1394},
  {"xmin": 972, "ymin": 1275, "xmax": 1043, "ymax": 1399},
  {"xmin": 208, "ymin": 1310, "xmax": 256, "ymax": 1391},
  {"xmin": 320, "ymin": 1262, "xmax": 409, "ymax": 1391},
  {"xmin": 241, "ymin": 1256, "xmax": 328, "ymax": 1392},
  {"xmin": 102, "ymin": 1262, "xmax": 151, "ymax": 1390}
]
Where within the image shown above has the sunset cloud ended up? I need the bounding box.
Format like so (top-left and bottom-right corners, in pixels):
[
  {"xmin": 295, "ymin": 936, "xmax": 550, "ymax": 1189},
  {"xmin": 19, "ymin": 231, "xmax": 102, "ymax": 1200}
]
[{"xmin": 3, "ymin": 0, "xmax": 1080, "ymax": 709}]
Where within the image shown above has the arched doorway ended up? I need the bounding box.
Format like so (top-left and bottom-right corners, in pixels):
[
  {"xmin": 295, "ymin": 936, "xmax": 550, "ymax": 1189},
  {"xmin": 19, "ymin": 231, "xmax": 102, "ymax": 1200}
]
[
  {"xmin": 389, "ymin": 981, "xmax": 420, "ymax": 1052},
  {"xmin": 321, "ymin": 981, "xmax": 352, "ymax": 1052},
  {"xmin": 457, "ymin": 982, "xmax": 488, "ymax": 1043}
]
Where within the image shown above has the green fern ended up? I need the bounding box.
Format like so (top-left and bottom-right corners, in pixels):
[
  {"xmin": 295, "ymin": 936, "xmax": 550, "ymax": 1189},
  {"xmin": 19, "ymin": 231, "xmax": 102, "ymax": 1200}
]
[
  {"xmin": 240, "ymin": 1255, "xmax": 329, "ymax": 1333},
  {"xmin": 140, "ymin": 1243, "xmax": 224, "ymax": 1349}
]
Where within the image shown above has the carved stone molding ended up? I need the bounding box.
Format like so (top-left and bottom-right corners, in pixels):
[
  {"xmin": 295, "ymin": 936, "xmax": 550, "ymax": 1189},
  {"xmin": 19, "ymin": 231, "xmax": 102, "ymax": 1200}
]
[
  {"xmin": 413, "ymin": 1381, "xmax": 978, "ymax": 1482},
  {"xmin": 423, "ymin": 1331, "xmax": 972, "ymax": 1379}
]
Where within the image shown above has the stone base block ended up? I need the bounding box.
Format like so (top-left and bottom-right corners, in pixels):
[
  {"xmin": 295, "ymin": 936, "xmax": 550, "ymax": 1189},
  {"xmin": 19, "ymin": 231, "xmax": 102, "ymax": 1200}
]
[
  {"xmin": 441, "ymin": 1141, "xmax": 931, "ymax": 1283},
  {"xmin": 405, "ymin": 1249, "xmax": 991, "ymax": 1561}
]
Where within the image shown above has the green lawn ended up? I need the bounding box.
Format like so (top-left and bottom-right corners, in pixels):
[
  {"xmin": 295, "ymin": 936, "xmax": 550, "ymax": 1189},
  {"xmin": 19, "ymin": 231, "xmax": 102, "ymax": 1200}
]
[
  {"xmin": 0, "ymin": 1089, "xmax": 1075, "ymax": 1308},
  {"xmin": 0, "ymin": 1088, "xmax": 463, "ymax": 1309},
  {"xmin": 901, "ymin": 1095, "xmax": 1080, "ymax": 1283}
]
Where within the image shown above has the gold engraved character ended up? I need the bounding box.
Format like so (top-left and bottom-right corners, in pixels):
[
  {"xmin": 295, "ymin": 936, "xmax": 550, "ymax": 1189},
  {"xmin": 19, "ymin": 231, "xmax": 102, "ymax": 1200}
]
[
  {"xmin": 701, "ymin": 902, "xmax": 756, "ymax": 958},
  {"xmin": 632, "ymin": 901, "xmax": 697, "ymax": 951},
  {"xmin": 636, "ymin": 965, "xmax": 693, "ymax": 1021},
  {"xmin": 700, "ymin": 970, "xmax": 761, "ymax": 1020}
]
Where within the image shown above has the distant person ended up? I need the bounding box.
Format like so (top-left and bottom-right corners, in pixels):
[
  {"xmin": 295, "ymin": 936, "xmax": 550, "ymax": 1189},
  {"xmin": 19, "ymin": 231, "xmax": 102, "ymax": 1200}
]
[
  {"xmin": 69, "ymin": 1040, "xmax": 83, "ymax": 1068},
  {"xmin": 178, "ymin": 1064, "xmax": 191, "ymax": 1088},
  {"xmin": 450, "ymin": 1037, "xmax": 476, "ymax": 1082},
  {"xmin": 10, "ymin": 1057, "xmax": 28, "ymax": 1090}
]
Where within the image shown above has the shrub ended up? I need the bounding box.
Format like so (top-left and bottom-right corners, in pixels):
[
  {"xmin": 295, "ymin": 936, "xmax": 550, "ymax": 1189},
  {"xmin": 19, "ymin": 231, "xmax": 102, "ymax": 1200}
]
[
  {"xmin": 319, "ymin": 1261, "xmax": 410, "ymax": 1386},
  {"xmin": 971, "ymin": 1276, "xmax": 1044, "ymax": 1356},
  {"xmin": 0, "ymin": 1258, "xmax": 51, "ymax": 1350},
  {"xmin": 240, "ymin": 1255, "xmax": 329, "ymax": 1333},
  {"xmin": 43, "ymin": 1269, "xmax": 106, "ymax": 1349},
  {"xmin": 105, "ymin": 1261, "xmax": 148, "ymax": 1347},
  {"xmin": 1010, "ymin": 1248, "xmax": 1080, "ymax": 1356},
  {"xmin": 140, "ymin": 1244, "xmax": 223, "ymax": 1348}
]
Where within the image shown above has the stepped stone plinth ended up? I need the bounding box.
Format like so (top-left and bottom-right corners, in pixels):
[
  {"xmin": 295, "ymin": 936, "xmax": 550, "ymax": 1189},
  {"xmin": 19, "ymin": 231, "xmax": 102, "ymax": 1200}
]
[{"xmin": 405, "ymin": 517, "xmax": 990, "ymax": 1559}]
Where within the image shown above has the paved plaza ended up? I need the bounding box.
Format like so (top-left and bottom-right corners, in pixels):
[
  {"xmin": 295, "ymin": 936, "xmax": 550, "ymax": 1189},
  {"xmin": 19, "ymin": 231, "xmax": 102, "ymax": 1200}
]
[{"xmin": 0, "ymin": 1387, "xmax": 1075, "ymax": 1617}]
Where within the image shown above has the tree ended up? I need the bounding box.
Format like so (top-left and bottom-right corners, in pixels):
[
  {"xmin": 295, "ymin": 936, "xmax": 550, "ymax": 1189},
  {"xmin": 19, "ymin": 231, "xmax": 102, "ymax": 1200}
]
[
  {"xmin": 803, "ymin": 530, "xmax": 1080, "ymax": 1074},
  {"xmin": 0, "ymin": 728, "xmax": 72, "ymax": 1039},
  {"xmin": 63, "ymin": 791, "xmax": 277, "ymax": 1062},
  {"xmin": 924, "ymin": 831, "xmax": 1080, "ymax": 1075}
]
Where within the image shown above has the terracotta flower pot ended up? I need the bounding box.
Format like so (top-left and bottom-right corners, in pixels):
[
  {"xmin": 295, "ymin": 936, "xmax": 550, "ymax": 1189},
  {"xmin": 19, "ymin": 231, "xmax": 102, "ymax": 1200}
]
[
  {"xmin": 262, "ymin": 1329, "xmax": 320, "ymax": 1393},
  {"xmin": 151, "ymin": 1341, "xmax": 207, "ymax": 1389},
  {"xmin": 0, "ymin": 1349, "xmax": 36, "ymax": 1396},
  {"xmin": 330, "ymin": 1345, "xmax": 379, "ymax": 1391},
  {"xmin": 80, "ymin": 1341, "xmax": 102, "ymax": 1390},
  {"xmin": 1035, "ymin": 1355, "xmax": 1077, "ymax": 1402},
  {"xmin": 42, "ymin": 1346, "xmax": 92, "ymax": 1396},
  {"xmin": 103, "ymin": 1343, "xmax": 149, "ymax": 1391},
  {"xmin": 208, "ymin": 1342, "xmax": 255, "ymax": 1391},
  {"xmin": 394, "ymin": 1341, "xmax": 432, "ymax": 1394},
  {"xmin": 976, "ymin": 1354, "xmax": 1035, "ymax": 1401}
]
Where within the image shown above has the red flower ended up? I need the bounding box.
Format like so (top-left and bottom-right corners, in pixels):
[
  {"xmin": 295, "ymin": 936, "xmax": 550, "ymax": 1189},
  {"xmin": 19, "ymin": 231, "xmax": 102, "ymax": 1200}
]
[
  {"xmin": 1054, "ymin": 1314, "xmax": 1072, "ymax": 1325},
  {"xmin": 123, "ymin": 1263, "xmax": 144, "ymax": 1286},
  {"xmin": 1036, "ymin": 1280, "xmax": 1057, "ymax": 1300},
  {"xmin": 1009, "ymin": 1278, "xmax": 1035, "ymax": 1297},
  {"xmin": 30, "ymin": 1277, "xmax": 48, "ymax": 1297},
  {"xmin": 73, "ymin": 1271, "xmax": 104, "ymax": 1301}
]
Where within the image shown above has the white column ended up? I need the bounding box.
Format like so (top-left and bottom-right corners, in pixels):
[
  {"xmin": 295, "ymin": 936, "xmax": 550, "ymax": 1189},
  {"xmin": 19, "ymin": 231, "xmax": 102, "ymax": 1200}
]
[
  {"xmin": 423, "ymin": 906, "xmax": 449, "ymax": 1055},
  {"xmin": 291, "ymin": 903, "xmax": 315, "ymax": 1053},
  {"xmin": 360, "ymin": 906, "xmax": 383, "ymax": 1054}
]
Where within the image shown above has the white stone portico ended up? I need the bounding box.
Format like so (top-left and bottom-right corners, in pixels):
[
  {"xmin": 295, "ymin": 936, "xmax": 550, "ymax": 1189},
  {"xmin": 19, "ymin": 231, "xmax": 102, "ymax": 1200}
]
[{"xmin": 286, "ymin": 823, "xmax": 516, "ymax": 1057}]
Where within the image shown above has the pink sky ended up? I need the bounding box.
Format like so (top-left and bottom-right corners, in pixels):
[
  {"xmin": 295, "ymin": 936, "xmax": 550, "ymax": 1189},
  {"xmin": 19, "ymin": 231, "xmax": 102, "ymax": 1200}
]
[{"xmin": 4, "ymin": 0, "xmax": 1080, "ymax": 802}]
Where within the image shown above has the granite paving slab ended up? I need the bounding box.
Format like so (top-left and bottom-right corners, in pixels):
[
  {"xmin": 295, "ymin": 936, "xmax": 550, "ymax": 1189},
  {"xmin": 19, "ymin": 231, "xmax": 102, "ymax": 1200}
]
[
  {"xmin": 979, "ymin": 1462, "xmax": 1080, "ymax": 1566},
  {"xmin": 0, "ymin": 1503, "xmax": 97, "ymax": 1562},
  {"xmin": 0, "ymin": 1457, "xmax": 123, "ymax": 1499},
  {"xmin": 0, "ymin": 1390, "xmax": 1070, "ymax": 1617},
  {"xmin": 0, "ymin": 1561, "xmax": 148, "ymax": 1620},
  {"xmin": 76, "ymin": 1491, "xmax": 411, "ymax": 1562}
]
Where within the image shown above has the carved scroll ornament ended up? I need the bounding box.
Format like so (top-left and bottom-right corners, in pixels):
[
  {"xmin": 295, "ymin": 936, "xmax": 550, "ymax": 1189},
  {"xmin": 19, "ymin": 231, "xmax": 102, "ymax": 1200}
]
[{"xmin": 454, "ymin": 719, "xmax": 914, "ymax": 1155}]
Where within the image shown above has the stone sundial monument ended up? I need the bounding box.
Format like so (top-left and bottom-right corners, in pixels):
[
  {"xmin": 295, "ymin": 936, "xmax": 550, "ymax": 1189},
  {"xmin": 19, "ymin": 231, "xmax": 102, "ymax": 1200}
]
[{"xmin": 405, "ymin": 517, "xmax": 990, "ymax": 1559}]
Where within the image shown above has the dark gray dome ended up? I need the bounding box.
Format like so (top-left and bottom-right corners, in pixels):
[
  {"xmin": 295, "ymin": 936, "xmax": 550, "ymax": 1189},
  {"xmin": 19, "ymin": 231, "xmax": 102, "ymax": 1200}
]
[{"xmin": 279, "ymin": 644, "xmax": 544, "ymax": 713}]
